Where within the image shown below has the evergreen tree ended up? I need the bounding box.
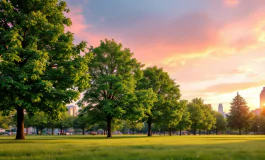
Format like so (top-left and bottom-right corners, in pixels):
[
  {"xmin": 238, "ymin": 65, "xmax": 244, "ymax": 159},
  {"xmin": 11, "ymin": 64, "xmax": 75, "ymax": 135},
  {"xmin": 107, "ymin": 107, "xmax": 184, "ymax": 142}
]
[{"xmin": 227, "ymin": 93, "xmax": 253, "ymax": 135}]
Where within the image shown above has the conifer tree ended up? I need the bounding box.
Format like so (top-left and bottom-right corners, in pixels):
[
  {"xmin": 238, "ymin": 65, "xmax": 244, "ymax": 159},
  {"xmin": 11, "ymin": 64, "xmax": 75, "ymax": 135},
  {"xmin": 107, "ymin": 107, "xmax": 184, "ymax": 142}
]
[{"xmin": 227, "ymin": 93, "xmax": 253, "ymax": 135}]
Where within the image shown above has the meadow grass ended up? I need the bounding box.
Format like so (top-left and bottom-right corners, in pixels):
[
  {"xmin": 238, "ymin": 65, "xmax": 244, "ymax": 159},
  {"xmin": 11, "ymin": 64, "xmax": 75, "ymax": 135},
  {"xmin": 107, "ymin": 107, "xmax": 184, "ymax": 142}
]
[{"xmin": 0, "ymin": 135, "xmax": 265, "ymax": 160}]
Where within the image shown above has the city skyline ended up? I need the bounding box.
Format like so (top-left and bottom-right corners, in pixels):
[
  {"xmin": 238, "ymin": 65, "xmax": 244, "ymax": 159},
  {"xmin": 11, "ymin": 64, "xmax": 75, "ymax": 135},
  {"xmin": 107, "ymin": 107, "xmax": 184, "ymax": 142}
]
[{"xmin": 65, "ymin": 0, "xmax": 265, "ymax": 112}]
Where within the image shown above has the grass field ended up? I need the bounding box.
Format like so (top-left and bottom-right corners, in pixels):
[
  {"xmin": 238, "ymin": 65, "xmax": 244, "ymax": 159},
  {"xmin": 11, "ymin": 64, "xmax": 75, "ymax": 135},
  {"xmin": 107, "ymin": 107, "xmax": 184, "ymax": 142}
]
[{"xmin": 0, "ymin": 135, "xmax": 265, "ymax": 160}]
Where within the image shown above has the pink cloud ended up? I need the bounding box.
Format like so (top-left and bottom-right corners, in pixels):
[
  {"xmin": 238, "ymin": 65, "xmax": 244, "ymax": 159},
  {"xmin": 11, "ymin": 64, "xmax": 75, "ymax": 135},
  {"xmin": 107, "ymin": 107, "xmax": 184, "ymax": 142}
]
[
  {"xmin": 121, "ymin": 12, "xmax": 220, "ymax": 65},
  {"xmin": 65, "ymin": 7, "xmax": 105, "ymax": 46},
  {"xmin": 224, "ymin": 0, "xmax": 240, "ymax": 6}
]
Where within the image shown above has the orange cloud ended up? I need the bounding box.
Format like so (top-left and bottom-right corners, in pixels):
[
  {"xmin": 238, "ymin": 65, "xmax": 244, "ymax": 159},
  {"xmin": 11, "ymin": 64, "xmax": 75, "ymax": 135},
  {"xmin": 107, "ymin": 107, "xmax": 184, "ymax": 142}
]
[
  {"xmin": 202, "ymin": 81, "xmax": 265, "ymax": 94},
  {"xmin": 122, "ymin": 12, "xmax": 220, "ymax": 65}
]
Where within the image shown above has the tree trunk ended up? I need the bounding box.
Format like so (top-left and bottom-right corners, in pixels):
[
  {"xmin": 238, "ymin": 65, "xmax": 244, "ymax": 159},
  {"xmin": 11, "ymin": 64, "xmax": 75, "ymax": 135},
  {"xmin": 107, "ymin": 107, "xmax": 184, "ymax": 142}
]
[
  {"xmin": 107, "ymin": 116, "xmax": 112, "ymax": 138},
  {"xmin": 180, "ymin": 128, "xmax": 182, "ymax": 136},
  {"xmin": 147, "ymin": 121, "xmax": 152, "ymax": 136},
  {"xmin": 199, "ymin": 129, "xmax": 201, "ymax": 135},
  {"xmin": 132, "ymin": 128, "xmax": 135, "ymax": 135},
  {"xmin": 60, "ymin": 127, "xmax": 63, "ymax": 135},
  {"xmin": 40, "ymin": 128, "xmax": 43, "ymax": 135},
  {"xmin": 16, "ymin": 106, "xmax": 25, "ymax": 140},
  {"xmin": 194, "ymin": 126, "xmax": 196, "ymax": 135},
  {"xmin": 36, "ymin": 128, "xmax": 39, "ymax": 135},
  {"xmin": 52, "ymin": 128, "xmax": 54, "ymax": 135},
  {"xmin": 82, "ymin": 128, "xmax": 85, "ymax": 135},
  {"xmin": 239, "ymin": 128, "xmax": 241, "ymax": 135},
  {"xmin": 216, "ymin": 129, "xmax": 218, "ymax": 135},
  {"xmin": 169, "ymin": 128, "xmax": 172, "ymax": 136}
]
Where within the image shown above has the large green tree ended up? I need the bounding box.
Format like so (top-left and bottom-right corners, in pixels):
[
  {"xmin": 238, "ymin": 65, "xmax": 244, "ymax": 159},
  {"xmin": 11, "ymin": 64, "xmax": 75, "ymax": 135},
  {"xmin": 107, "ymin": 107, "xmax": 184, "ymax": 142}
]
[
  {"xmin": 81, "ymin": 39, "xmax": 143, "ymax": 137},
  {"xmin": 137, "ymin": 66, "xmax": 181, "ymax": 136},
  {"xmin": 227, "ymin": 93, "xmax": 253, "ymax": 135},
  {"xmin": 187, "ymin": 98, "xmax": 206, "ymax": 135},
  {"xmin": 0, "ymin": 0, "xmax": 90, "ymax": 139}
]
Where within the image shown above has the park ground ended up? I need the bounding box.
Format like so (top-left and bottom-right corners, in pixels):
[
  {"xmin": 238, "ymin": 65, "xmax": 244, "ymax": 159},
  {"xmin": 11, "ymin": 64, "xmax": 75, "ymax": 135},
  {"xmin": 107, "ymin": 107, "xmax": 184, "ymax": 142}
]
[{"xmin": 0, "ymin": 135, "xmax": 265, "ymax": 160}]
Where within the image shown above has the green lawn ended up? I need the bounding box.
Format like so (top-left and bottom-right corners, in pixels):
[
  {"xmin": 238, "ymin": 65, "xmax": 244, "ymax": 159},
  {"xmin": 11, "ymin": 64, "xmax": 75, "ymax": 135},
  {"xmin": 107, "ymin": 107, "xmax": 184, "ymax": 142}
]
[{"xmin": 0, "ymin": 135, "xmax": 264, "ymax": 160}]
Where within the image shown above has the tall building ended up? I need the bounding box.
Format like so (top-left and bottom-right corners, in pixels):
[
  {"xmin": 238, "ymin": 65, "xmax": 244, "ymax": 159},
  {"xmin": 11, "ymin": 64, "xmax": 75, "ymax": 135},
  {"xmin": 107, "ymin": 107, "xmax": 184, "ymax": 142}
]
[
  {"xmin": 218, "ymin": 103, "xmax": 226, "ymax": 118},
  {"xmin": 260, "ymin": 87, "xmax": 265, "ymax": 108},
  {"xmin": 67, "ymin": 105, "xmax": 79, "ymax": 116},
  {"xmin": 218, "ymin": 104, "xmax": 223, "ymax": 113}
]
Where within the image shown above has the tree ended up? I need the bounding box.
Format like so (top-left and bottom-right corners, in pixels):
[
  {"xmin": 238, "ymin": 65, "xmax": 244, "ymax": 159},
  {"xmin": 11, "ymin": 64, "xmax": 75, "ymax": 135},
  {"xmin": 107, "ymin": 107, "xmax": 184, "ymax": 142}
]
[
  {"xmin": 56, "ymin": 112, "xmax": 74, "ymax": 135},
  {"xmin": 200, "ymin": 105, "xmax": 216, "ymax": 134},
  {"xmin": 137, "ymin": 66, "xmax": 181, "ymax": 136},
  {"xmin": 0, "ymin": 0, "xmax": 91, "ymax": 139},
  {"xmin": 227, "ymin": 93, "xmax": 253, "ymax": 135},
  {"xmin": 73, "ymin": 110, "xmax": 91, "ymax": 135},
  {"xmin": 81, "ymin": 39, "xmax": 143, "ymax": 138},
  {"xmin": 0, "ymin": 112, "xmax": 13, "ymax": 129},
  {"xmin": 124, "ymin": 89, "xmax": 157, "ymax": 135},
  {"xmin": 176, "ymin": 100, "xmax": 191, "ymax": 136},
  {"xmin": 214, "ymin": 112, "xmax": 226, "ymax": 135},
  {"xmin": 162, "ymin": 87, "xmax": 184, "ymax": 136},
  {"xmin": 25, "ymin": 112, "xmax": 48, "ymax": 135},
  {"xmin": 187, "ymin": 98, "xmax": 206, "ymax": 135},
  {"xmin": 47, "ymin": 117, "xmax": 58, "ymax": 135}
]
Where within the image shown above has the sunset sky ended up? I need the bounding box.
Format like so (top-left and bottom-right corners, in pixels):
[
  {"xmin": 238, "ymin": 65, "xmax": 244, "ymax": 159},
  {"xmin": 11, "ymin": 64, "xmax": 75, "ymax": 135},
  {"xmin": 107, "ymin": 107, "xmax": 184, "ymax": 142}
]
[{"xmin": 65, "ymin": 0, "xmax": 265, "ymax": 112}]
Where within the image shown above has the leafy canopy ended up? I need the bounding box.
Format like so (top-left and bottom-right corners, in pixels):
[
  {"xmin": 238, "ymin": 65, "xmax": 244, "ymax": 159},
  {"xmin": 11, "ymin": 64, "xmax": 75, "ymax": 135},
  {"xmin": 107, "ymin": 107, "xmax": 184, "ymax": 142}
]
[{"xmin": 0, "ymin": 0, "xmax": 91, "ymax": 117}]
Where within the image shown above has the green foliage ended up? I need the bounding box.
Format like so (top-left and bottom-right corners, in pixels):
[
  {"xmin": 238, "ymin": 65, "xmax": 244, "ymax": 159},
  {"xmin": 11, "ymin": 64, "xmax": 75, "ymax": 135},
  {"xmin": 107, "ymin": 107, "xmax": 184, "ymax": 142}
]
[
  {"xmin": 187, "ymin": 98, "xmax": 206, "ymax": 134},
  {"xmin": 73, "ymin": 111, "xmax": 91, "ymax": 134},
  {"xmin": 81, "ymin": 39, "xmax": 143, "ymax": 137},
  {"xmin": 214, "ymin": 111, "xmax": 227, "ymax": 134},
  {"xmin": 137, "ymin": 66, "xmax": 180, "ymax": 136},
  {"xmin": 227, "ymin": 93, "xmax": 253, "ymax": 135},
  {"xmin": 162, "ymin": 91, "xmax": 184, "ymax": 135},
  {"xmin": 0, "ymin": 0, "xmax": 91, "ymax": 139},
  {"xmin": 250, "ymin": 115, "xmax": 265, "ymax": 133},
  {"xmin": 56, "ymin": 112, "xmax": 74, "ymax": 131},
  {"xmin": 200, "ymin": 105, "xmax": 216, "ymax": 131},
  {"xmin": 0, "ymin": 112, "xmax": 12, "ymax": 129},
  {"xmin": 176, "ymin": 100, "xmax": 192, "ymax": 134},
  {"xmin": 25, "ymin": 112, "xmax": 48, "ymax": 133}
]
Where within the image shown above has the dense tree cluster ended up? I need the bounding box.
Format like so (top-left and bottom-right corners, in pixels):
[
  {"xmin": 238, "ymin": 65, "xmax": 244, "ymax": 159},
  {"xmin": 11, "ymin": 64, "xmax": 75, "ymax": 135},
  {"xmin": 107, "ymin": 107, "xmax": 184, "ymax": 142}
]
[{"xmin": 0, "ymin": 0, "xmax": 261, "ymax": 139}]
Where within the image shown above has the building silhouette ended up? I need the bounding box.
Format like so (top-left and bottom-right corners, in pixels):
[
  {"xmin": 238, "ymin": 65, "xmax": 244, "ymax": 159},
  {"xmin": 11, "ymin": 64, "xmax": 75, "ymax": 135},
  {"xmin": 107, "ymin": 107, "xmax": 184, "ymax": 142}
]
[
  {"xmin": 67, "ymin": 105, "xmax": 78, "ymax": 116},
  {"xmin": 218, "ymin": 103, "xmax": 226, "ymax": 118},
  {"xmin": 218, "ymin": 104, "xmax": 223, "ymax": 113},
  {"xmin": 260, "ymin": 87, "xmax": 265, "ymax": 108}
]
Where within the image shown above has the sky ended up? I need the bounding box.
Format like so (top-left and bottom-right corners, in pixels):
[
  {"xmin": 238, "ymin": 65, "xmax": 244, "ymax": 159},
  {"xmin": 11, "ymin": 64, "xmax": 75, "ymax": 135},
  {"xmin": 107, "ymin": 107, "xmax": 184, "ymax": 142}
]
[{"xmin": 65, "ymin": 0, "xmax": 265, "ymax": 112}]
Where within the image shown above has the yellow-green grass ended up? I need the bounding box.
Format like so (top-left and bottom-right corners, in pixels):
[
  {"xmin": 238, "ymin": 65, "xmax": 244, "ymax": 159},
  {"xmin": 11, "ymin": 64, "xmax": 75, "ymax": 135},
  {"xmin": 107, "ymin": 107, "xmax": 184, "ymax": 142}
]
[{"xmin": 0, "ymin": 135, "xmax": 265, "ymax": 160}]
